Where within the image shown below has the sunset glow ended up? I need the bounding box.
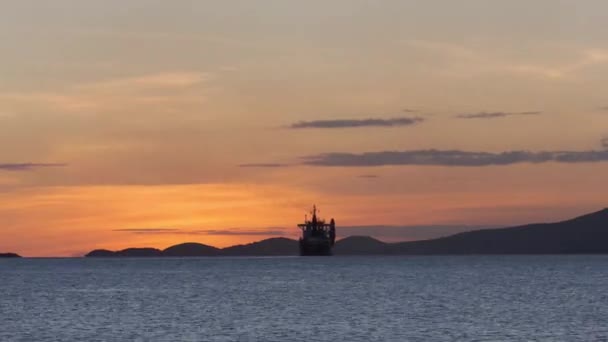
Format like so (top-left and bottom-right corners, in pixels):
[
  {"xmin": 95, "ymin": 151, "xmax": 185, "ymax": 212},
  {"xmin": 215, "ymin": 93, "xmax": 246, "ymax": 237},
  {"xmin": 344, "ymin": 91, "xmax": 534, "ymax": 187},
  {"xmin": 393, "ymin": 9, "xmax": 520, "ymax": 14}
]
[{"xmin": 2, "ymin": 1, "xmax": 608, "ymax": 256}]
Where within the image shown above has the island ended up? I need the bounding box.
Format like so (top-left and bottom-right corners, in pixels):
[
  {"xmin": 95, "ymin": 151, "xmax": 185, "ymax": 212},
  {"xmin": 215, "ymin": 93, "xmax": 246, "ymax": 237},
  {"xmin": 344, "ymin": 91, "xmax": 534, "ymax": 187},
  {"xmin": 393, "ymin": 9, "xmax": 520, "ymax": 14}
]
[
  {"xmin": 0, "ymin": 253, "xmax": 21, "ymax": 258},
  {"xmin": 85, "ymin": 208, "xmax": 608, "ymax": 257}
]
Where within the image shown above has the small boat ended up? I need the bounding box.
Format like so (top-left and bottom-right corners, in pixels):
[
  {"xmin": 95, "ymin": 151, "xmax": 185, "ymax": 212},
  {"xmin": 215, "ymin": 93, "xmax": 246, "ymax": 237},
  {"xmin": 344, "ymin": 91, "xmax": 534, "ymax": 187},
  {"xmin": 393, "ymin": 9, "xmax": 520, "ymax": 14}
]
[{"xmin": 298, "ymin": 205, "xmax": 336, "ymax": 256}]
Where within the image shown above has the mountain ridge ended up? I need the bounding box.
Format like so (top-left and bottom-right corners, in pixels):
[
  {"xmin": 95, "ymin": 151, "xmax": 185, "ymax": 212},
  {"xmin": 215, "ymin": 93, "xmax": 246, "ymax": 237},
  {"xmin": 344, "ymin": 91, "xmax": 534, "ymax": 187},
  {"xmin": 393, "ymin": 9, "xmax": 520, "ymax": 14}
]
[{"xmin": 79, "ymin": 208, "xmax": 608, "ymax": 257}]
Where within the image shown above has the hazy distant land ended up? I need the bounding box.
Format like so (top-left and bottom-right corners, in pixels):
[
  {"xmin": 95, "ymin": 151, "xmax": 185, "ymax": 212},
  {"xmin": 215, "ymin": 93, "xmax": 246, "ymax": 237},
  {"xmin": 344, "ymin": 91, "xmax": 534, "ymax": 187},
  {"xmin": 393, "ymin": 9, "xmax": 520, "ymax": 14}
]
[
  {"xmin": 0, "ymin": 253, "xmax": 21, "ymax": 258},
  {"xmin": 84, "ymin": 208, "xmax": 608, "ymax": 257}
]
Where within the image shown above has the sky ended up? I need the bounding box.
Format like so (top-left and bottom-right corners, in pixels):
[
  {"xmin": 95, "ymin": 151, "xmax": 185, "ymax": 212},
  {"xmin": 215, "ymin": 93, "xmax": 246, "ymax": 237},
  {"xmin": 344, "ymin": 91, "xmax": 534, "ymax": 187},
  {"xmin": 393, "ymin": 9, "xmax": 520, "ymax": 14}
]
[{"xmin": 1, "ymin": 0, "xmax": 608, "ymax": 256}]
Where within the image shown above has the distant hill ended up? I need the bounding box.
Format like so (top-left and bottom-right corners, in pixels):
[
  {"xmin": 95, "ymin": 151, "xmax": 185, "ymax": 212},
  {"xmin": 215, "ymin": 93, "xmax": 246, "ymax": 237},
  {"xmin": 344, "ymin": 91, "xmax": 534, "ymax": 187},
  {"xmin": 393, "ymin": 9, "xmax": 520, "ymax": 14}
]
[
  {"xmin": 85, "ymin": 249, "xmax": 116, "ymax": 257},
  {"xmin": 0, "ymin": 253, "xmax": 21, "ymax": 258},
  {"xmin": 163, "ymin": 242, "xmax": 220, "ymax": 257},
  {"xmin": 391, "ymin": 208, "xmax": 608, "ymax": 255},
  {"xmin": 222, "ymin": 238, "xmax": 299, "ymax": 256},
  {"xmin": 334, "ymin": 236, "xmax": 388, "ymax": 255},
  {"xmin": 85, "ymin": 208, "xmax": 608, "ymax": 256},
  {"xmin": 86, "ymin": 248, "xmax": 162, "ymax": 257}
]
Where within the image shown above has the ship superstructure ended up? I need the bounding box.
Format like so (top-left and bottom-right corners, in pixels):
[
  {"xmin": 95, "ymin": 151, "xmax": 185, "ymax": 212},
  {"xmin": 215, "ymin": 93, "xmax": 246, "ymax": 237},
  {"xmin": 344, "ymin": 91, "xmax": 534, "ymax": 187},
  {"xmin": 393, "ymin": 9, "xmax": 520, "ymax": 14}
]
[{"xmin": 298, "ymin": 205, "xmax": 336, "ymax": 256}]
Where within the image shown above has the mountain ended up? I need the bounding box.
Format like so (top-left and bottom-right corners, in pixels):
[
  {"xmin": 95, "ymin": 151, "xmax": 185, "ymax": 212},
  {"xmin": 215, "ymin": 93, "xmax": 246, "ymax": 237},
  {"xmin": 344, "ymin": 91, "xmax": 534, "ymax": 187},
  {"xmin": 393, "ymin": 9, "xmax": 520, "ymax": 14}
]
[
  {"xmin": 85, "ymin": 239, "xmax": 298, "ymax": 257},
  {"xmin": 85, "ymin": 248, "xmax": 162, "ymax": 257},
  {"xmin": 0, "ymin": 253, "xmax": 21, "ymax": 258},
  {"xmin": 391, "ymin": 208, "xmax": 608, "ymax": 254},
  {"xmin": 334, "ymin": 236, "xmax": 388, "ymax": 255},
  {"xmin": 84, "ymin": 208, "xmax": 608, "ymax": 256},
  {"xmin": 85, "ymin": 249, "xmax": 116, "ymax": 257},
  {"xmin": 117, "ymin": 248, "xmax": 162, "ymax": 257},
  {"xmin": 222, "ymin": 238, "xmax": 299, "ymax": 256},
  {"xmin": 162, "ymin": 242, "xmax": 220, "ymax": 257}
]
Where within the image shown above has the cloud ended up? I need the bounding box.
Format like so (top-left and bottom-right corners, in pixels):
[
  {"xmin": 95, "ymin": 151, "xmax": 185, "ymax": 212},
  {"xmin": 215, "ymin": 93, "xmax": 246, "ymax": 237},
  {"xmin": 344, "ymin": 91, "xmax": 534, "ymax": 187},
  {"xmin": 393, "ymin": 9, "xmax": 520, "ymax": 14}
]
[
  {"xmin": 238, "ymin": 163, "xmax": 290, "ymax": 168},
  {"xmin": 0, "ymin": 71, "xmax": 212, "ymax": 114},
  {"xmin": 203, "ymin": 229, "xmax": 287, "ymax": 236},
  {"xmin": 404, "ymin": 40, "xmax": 608, "ymax": 79},
  {"xmin": 456, "ymin": 111, "xmax": 542, "ymax": 119},
  {"xmin": 289, "ymin": 117, "xmax": 424, "ymax": 129},
  {"xmin": 113, "ymin": 228, "xmax": 179, "ymax": 233},
  {"xmin": 358, "ymin": 174, "xmax": 380, "ymax": 179},
  {"xmin": 0, "ymin": 92, "xmax": 96, "ymax": 111},
  {"xmin": 113, "ymin": 228, "xmax": 288, "ymax": 236},
  {"xmin": 302, "ymin": 149, "xmax": 608, "ymax": 167},
  {"xmin": 0, "ymin": 163, "xmax": 67, "ymax": 171},
  {"xmin": 77, "ymin": 72, "xmax": 210, "ymax": 91},
  {"xmin": 502, "ymin": 49, "xmax": 608, "ymax": 78}
]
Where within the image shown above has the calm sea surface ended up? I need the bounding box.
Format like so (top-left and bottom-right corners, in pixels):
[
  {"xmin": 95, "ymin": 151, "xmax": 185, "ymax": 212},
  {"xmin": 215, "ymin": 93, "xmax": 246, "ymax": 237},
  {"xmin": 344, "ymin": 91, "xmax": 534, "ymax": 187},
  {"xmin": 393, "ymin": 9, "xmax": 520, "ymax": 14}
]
[{"xmin": 1, "ymin": 256, "xmax": 608, "ymax": 341}]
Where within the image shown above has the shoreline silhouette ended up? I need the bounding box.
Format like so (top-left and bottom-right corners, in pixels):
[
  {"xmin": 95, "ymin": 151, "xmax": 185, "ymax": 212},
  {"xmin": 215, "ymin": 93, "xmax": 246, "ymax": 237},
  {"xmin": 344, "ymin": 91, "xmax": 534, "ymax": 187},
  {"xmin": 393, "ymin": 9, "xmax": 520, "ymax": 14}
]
[
  {"xmin": 4, "ymin": 209, "xmax": 607, "ymax": 258},
  {"xmin": 83, "ymin": 208, "xmax": 608, "ymax": 257},
  {"xmin": 0, "ymin": 253, "xmax": 21, "ymax": 258}
]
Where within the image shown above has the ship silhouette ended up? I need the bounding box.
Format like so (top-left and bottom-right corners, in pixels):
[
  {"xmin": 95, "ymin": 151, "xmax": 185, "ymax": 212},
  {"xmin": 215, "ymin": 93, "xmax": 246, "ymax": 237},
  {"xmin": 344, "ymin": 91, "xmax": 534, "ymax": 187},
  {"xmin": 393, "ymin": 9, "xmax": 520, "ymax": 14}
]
[{"xmin": 298, "ymin": 205, "xmax": 336, "ymax": 256}]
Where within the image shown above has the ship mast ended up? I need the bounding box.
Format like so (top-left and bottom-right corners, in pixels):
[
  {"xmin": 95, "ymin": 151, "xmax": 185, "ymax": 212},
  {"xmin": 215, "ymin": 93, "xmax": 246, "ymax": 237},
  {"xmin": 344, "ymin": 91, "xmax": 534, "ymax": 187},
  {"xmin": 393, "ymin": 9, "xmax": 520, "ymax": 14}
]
[{"xmin": 312, "ymin": 204, "xmax": 318, "ymax": 226}]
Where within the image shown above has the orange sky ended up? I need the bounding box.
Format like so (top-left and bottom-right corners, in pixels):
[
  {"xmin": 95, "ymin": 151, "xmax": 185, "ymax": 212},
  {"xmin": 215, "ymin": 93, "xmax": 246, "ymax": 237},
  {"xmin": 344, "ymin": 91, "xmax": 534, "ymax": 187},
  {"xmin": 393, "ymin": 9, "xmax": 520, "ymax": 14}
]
[{"xmin": 1, "ymin": 1, "xmax": 608, "ymax": 256}]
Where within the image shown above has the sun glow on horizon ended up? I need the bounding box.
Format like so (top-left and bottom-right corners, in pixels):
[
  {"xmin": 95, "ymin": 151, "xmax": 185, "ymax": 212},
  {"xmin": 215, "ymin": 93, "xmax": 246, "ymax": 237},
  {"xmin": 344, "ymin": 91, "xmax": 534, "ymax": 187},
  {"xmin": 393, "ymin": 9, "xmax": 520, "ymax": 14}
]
[{"xmin": 1, "ymin": 172, "xmax": 604, "ymax": 257}]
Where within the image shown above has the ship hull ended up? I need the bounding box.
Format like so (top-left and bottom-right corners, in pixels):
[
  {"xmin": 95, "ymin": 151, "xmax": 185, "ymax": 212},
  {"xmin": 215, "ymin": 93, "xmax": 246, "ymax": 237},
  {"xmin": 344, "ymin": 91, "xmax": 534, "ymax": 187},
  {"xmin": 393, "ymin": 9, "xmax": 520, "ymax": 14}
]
[{"xmin": 299, "ymin": 239, "xmax": 333, "ymax": 256}]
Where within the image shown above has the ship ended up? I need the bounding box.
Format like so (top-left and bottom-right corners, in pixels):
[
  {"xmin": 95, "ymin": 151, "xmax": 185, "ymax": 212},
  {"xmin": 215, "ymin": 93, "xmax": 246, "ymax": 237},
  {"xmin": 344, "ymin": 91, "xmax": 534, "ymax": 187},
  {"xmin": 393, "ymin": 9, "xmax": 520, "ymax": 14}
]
[{"xmin": 298, "ymin": 205, "xmax": 336, "ymax": 256}]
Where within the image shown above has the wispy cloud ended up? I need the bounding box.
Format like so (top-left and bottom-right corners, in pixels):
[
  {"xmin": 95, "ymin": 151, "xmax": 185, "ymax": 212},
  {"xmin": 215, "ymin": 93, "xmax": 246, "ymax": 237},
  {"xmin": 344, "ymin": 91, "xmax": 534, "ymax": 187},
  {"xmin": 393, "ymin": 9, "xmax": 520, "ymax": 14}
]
[
  {"xmin": 77, "ymin": 72, "xmax": 210, "ymax": 91},
  {"xmin": 358, "ymin": 174, "xmax": 380, "ymax": 179},
  {"xmin": 0, "ymin": 163, "xmax": 67, "ymax": 171},
  {"xmin": 405, "ymin": 40, "xmax": 608, "ymax": 79},
  {"xmin": 0, "ymin": 71, "xmax": 212, "ymax": 114},
  {"xmin": 203, "ymin": 229, "xmax": 287, "ymax": 236},
  {"xmin": 289, "ymin": 117, "xmax": 424, "ymax": 129},
  {"xmin": 113, "ymin": 228, "xmax": 179, "ymax": 233},
  {"xmin": 302, "ymin": 149, "xmax": 608, "ymax": 167},
  {"xmin": 113, "ymin": 228, "xmax": 288, "ymax": 236},
  {"xmin": 504, "ymin": 49, "xmax": 608, "ymax": 79},
  {"xmin": 238, "ymin": 163, "xmax": 290, "ymax": 168},
  {"xmin": 0, "ymin": 92, "xmax": 97, "ymax": 111},
  {"xmin": 456, "ymin": 111, "xmax": 542, "ymax": 119}
]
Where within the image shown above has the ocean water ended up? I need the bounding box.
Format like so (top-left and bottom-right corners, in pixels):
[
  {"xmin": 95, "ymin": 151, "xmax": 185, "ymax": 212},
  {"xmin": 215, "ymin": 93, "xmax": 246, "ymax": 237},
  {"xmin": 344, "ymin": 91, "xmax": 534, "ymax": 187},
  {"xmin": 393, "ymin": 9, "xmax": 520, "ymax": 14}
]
[{"xmin": 1, "ymin": 256, "xmax": 608, "ymax": 341}]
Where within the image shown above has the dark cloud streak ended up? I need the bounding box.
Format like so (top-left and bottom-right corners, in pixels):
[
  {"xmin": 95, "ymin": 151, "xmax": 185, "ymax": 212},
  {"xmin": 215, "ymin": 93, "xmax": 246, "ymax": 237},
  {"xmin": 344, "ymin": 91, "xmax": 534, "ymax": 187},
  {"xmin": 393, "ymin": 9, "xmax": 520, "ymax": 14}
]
[
  {"xmin": 302, "ymin": 149, "xmax": 608, "ymax": 167},
  {"xmin": 290, "ymin": 117, "xmax": 424, "ymax": 129},
  {"xmin": 113, "ymin": 228, "xmax": 288, "ymax": 236},
  {"xmin": 238, "ymin": 163, "xmax": 290, "ymax": 168},
  {"xmin": 113, "ymin": 228, "xmax": 179, "ymax": 233},
  {"xmin": 0, "ymin": 163, "xmax": 67, "ymax": 171},
  {"xmin": 204, "ymin": 229, "xmax": 287, "ymax": 236},
  {"xmin": 456, "ymin": 111, "xmax": 542, "ymax": 119},
  {"xmin": 358, "ymin": 174, "xmax": 380, "ymax": 179}
]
